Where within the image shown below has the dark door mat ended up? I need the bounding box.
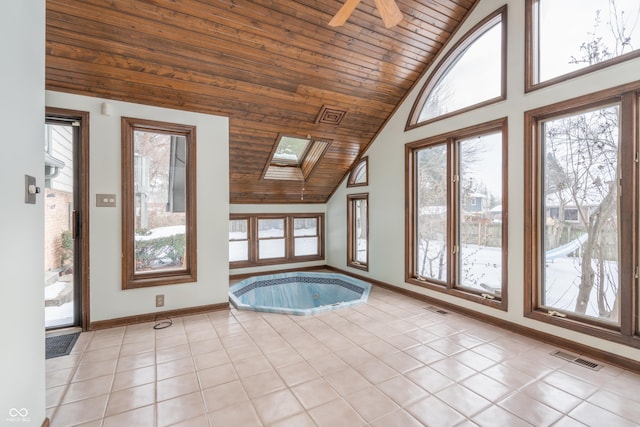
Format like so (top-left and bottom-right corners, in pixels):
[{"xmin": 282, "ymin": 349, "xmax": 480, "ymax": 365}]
[{"xmin": 46, "ymin": 332, "xmax": 80, "ymax": 359}]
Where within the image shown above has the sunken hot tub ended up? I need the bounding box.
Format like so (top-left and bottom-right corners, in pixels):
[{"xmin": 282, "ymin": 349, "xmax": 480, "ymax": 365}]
[{"xmin": 229, "ymin": 271, "xmax": 372, "ymax": 315}]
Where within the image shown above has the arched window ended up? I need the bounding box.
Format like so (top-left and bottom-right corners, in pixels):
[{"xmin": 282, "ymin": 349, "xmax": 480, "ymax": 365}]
[
  {"xmin": 347, "ymin": 157, "xmax": 368, "ymax": 187},
  {"xmin": 408, "ymin": 7, "xmax": 506, "ymax": 128}
]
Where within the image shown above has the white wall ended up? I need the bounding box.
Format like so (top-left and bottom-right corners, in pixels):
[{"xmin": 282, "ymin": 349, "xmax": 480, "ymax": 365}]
[
  {"xmin": 46, "ymin": 92, "xmax": 230, "ymax": 322},
  {"xmin": 327, "ymin": 0, "xmax": 640, "ymax": 361},
  {"xmin": 229, "ymin": 203, "xmax": 327, "ymax": 276},
  {"xmin": 0, "ymin": 0, "xmax": 46, "ymax": 424}
]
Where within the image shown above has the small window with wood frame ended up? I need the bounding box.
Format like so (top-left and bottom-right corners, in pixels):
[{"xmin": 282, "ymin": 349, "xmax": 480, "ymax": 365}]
[
  {"xmin": 347, "ymin": 157, "xmax": 368, "ymax": 187},
  {"xmin": 406, "ymin": 118, "xmax": 508, "ymax": 309},
  {"xmin": 121, "ymin": 117, "xmax": 197, "ymax": 289},
  {"xmin": 347, "ymin": 193, "xmax": 368, "ymax": 270},
  {"xmin": 229, "ymin": 213, "xmax": 324, "ymax": 267},
  {"xmin": 262, "ymin": 134, "xmax": 331, "ymax": 181},
  {"xmin": 407, "ymin": 6, "xmax": 507, "ymax": 129},
  {"xmin": 525, "ymin": 0, "xmax": 640, "ymax": 91}
]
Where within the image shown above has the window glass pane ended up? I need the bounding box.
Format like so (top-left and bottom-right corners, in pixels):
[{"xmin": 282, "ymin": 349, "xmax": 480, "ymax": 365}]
[
  {"xmin": 541, "ymin": 105, "xmax": 620, "ymax": 325},
  {"xmin": 229, "ymin": 219, "xmax": 248, "ymax": 240},
  {"xmin": 418, "ymin": 21, "xmax": 502, "ymax": 122},
  {"xmin": 294, "ymin": 218, "xmax": 317, "ymax": 236},
  {"xmin": 295, "ymin": 237, "xmax": 318, "ymax": 256},
  {"xmin": 416, "ymin": 144, "xmax": 448, "ymax": 281},
  {"xmin": 458, "ymin": 132, "xmax": 502, "ymax": 295},
  {"xmin": 259, "ymin": 239, "xmax": 285, "ymax": 259},
  {"xmin": 258, "ymin": 219, "xmax": 284, "ymax": 238},
  {"xmin": 273, "ymin": 136, "xmax": 310, "ymax": 165},
  {"xmin": 354, "ymin": 199, "xmax": 368, "ymax": 263},
  {"xmin": 229, "ymin": 241, "xmax": 248, "ymax": 262},
  {"xmin": 133, "ymin": 131, "xmax": 186, "ymax": 273},
  {"xmin": 354, "ymin": 163, "xmax": 367, "ymax": 183},
  {"xmin": 537, "ymin": 0, "xmax": 640, "ymax": 82}
]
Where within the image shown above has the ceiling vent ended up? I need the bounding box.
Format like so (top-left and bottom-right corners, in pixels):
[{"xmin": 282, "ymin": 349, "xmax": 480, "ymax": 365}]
[{"xmin": 316, "ymin": 105, "xmax": 347, "ymax": 125}]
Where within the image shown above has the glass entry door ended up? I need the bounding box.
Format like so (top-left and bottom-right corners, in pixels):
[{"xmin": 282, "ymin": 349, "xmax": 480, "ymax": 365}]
[{"xmin": 44, "ymin": 118, "xmax": 81, "ymax": 329}]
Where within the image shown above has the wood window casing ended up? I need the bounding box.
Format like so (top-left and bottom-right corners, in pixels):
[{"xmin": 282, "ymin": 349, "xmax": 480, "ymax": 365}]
[
  {"xmin": 121, "ymin": 117, "xmax": 197, "ymax": 289},
  {"xmin": 46, "ymin": 107, "xmax": 91, "ymax": 330},
  {"xmin": 347, "ymin": 157, "xmax": 368, "ymax": 187},
  {"xmin": 347, "ymin": 193, "xmax": 369, "ymax": 271},
  {"xmin": 405, "ymin": 118, "xmax": 508, "ymax": 310},
  {"xmin": 525, "ymin": 0, "xmax": 640, "ymax": 92},
  {"xmin": 229, "ymin": 213, "xmax": 324, "ymax": 268},
  {"xmin": 524, "ymin": 82, "xmax": 639, "ymax": 347},
  {"xmin": 229, "ymin": 218, "xmax": 250, "ymax": 263},
  {"xmin": 406, "ymin": 6, "xmax": 507, "ymax": 130}
]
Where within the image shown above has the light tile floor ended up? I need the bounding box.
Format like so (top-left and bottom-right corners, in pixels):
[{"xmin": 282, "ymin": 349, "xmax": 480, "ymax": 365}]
[{"xmin": 46, "ymin": 286, "xmax": 640, "ymax": 426}]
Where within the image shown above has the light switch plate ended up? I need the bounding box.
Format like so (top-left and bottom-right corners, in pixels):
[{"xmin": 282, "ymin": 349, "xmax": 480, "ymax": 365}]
[{"xmin": 96, "ymin": 193, "xmax": 117, "ymax": 207}]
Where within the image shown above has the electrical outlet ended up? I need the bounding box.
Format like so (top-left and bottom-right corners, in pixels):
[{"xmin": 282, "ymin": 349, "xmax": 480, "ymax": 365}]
[{"xmin": 155, "ymin": 294, "xmax": 165, "ymax": 307}]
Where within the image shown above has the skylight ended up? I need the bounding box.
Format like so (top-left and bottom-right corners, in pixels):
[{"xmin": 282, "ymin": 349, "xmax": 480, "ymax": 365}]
[
  {"xmin": 263, "ymin": 134, "xmax": 331, "ymax": 182},
  {"xmin": 272, "ymin": 136, "xmax": 311, "ymax": 166}
]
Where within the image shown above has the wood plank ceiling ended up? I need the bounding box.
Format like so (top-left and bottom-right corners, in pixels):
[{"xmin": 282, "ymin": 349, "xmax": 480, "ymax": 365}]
[{"xmin": 45, "ymin": 0, "xmax": 478, "ymax": 203}]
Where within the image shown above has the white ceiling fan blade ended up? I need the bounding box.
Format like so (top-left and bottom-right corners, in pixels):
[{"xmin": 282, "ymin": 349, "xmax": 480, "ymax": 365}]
[
  {"xmin": 374, "ymin": 0, "xmax": 403, "ymax": 28},
  {"xmin": 328, "ymin": 0, "xmax": 362, "ymax": 27}
]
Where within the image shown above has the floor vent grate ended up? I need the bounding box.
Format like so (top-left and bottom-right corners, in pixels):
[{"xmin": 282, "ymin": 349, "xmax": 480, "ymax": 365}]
[
  {"xmin": 550, "ymin": 350, "xmax": 603, "ymax": 370},
  {"xmin": 424, "ymin": 306, "xmax": 448, "ymax": 315}
]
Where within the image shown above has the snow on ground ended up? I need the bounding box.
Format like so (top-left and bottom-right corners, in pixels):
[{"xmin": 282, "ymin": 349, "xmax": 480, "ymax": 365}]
[
  {"xmin": 230, "ymin": 228, "xmax": 318, "ymax": 261},
  {"xmin": 44, "ymin": 282, "xmax": 67, "ymax": 299},
  {"xmin": 420, "ymin": 242, "xmax": 618, "ymax": 321},
  {"xmin": 545, "ymin": 256, "xmax": 618, "ymax": 322},
  {"xmin": 45, "ymin": 301, "xmax": 73, "ymax": 328}
]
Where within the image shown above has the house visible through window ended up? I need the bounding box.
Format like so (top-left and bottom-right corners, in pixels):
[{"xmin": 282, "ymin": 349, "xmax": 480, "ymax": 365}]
[
  {"xmin": 406, "ymin": 119, "xmax": 508, "ymax": 307},
  {"xmin": 526, "ymin": 98, "xmax": 626, "ymax": 329},
  {"xmin": 524, "ymin": 83, "xmax": 640, "ymax": 349}
]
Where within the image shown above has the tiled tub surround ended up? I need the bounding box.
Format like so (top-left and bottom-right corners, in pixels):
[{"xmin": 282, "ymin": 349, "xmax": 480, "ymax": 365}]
[
  {"xmin": 46, "ymin": 285, "xmax": 640, "ymax": 426},
  {"xmin": 229, "ymin": 272, "xmax": 372, "ymax": 315}
]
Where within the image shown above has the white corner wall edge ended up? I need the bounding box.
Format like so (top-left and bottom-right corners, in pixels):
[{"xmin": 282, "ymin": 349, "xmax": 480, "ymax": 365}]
[{"xmin": 0, "ymin": 0, "xmax": 47, "ymax": 424}]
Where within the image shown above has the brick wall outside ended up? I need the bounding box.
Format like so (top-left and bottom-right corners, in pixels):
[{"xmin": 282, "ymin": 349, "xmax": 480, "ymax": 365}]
[{"xmin": 44, "ymin": 188, "xmax": 74, "ymax": 272}]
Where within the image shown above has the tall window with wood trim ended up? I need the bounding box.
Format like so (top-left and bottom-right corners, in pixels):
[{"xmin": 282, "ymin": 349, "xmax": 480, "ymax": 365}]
[
  {"xmin": 407, "ymin": 6, "xmax": 506, "ymax": 128},
  {"xmin": 347, "ymin": 193, "xmax": 368, "ymax": 270},
  {"xmin": 524, "ymin": 85, "xmax": 639, "ymax": 346},
  {"xmin": 121, "ymin": 117, "xmax": 197, "ymax": 289},
  {"xmin": 406, "ymin": 119, "xmax": 508, "ymax": 308}
]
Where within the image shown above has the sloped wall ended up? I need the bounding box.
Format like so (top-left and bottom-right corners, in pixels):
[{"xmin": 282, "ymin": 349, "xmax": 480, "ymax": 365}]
[{"xmin": 327, "ymin": 0, "xmax": 640, "ymax": 361}]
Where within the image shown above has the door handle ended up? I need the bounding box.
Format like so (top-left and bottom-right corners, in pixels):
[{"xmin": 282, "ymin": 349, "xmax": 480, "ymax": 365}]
[{"xmin": 72, "ymin": 210, "xmax": 80, "ymax": 239}]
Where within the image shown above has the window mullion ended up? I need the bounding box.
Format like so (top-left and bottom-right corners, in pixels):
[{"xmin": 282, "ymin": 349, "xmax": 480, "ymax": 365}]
[
  {"xmin": 249, "ymin": 217, "xmax": 256, "ymax": 263},
  {"xmin": 448, "ymin": 138, "xmax": 457, "ymax": 290},
  {"xmin": 620, "ymin": 92, "xmax": 638, "ymax": 337}
]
